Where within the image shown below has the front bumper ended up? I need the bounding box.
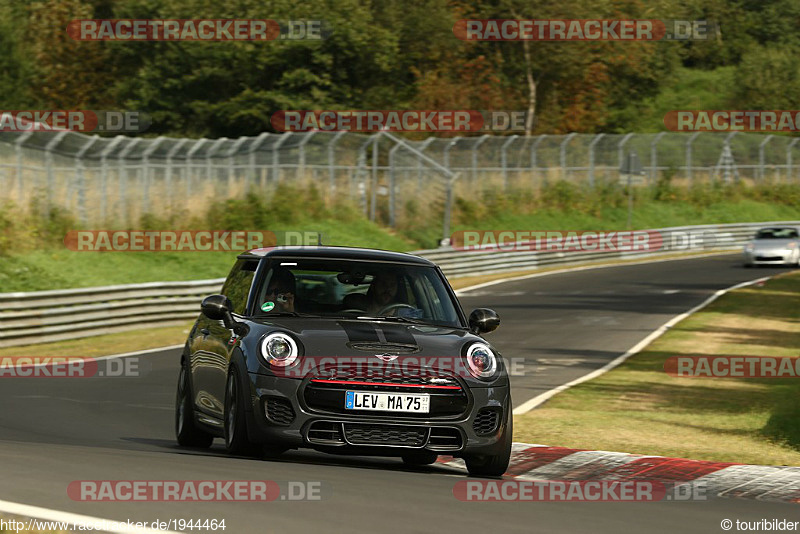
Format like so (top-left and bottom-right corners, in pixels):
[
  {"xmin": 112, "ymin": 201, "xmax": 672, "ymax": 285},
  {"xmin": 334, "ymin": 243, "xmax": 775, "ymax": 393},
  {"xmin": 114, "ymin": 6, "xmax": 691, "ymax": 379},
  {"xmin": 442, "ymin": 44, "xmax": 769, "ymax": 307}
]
[
  {"xmin": 244, "ymin": 372, "xmax": 511, "ymax": 458},
  {"xmin": 744, "ymin": 249, "xmax": 796, "ymax": 265}
]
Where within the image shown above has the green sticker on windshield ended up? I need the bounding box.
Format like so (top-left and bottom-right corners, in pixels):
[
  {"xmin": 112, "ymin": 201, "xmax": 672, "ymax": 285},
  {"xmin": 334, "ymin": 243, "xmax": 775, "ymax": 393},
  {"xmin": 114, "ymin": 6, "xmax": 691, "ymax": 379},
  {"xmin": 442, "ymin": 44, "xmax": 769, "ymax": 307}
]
[{"xmin": 261, "ymin": 301, "xmax": 275, "ymax": 312}]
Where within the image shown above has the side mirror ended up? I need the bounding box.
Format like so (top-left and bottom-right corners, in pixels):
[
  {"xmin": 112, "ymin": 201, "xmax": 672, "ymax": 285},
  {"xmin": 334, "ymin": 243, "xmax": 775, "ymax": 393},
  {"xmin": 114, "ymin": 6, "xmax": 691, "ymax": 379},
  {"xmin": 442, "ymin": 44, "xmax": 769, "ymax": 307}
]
[
  {"xmin": 468, "ymin": 308, "xmax": 500, "ymax": 335},
  {"xmin": 201, "ymin": 295, "xmax": 248, "ymax": 336}
]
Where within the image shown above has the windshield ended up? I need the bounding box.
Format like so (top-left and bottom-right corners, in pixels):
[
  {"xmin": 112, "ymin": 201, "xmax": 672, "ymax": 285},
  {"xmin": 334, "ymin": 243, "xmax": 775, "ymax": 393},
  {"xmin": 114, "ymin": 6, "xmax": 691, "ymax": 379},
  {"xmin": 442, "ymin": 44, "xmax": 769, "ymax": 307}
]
[
  {"xmin": 254, "ymin": 258, "xmax": 463, "ymax": 327},
  {"xmin": 755, "ymin": 228, "xmax": 799, "ymax": 239}
]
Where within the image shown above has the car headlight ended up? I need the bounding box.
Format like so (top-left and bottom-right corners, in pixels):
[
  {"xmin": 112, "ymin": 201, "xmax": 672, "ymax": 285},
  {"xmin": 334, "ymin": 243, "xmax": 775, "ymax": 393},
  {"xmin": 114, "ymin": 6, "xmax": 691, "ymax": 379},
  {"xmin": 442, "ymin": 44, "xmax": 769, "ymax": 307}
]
[
  {"xmin": 260, "ymin": 333, "xmax": 299, "ymax": 367},
  {"xmin": 464, "ymin": 342, "xmax": 498, "ymax": 380}
]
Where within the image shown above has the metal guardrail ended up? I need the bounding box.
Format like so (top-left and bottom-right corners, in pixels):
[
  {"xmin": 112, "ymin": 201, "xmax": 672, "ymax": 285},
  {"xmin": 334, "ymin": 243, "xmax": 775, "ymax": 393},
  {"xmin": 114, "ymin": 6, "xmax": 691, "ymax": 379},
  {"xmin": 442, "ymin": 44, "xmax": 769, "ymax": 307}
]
[{"xmin": 0, "ymin": 221, "xmax": 796, "ymax": 348}]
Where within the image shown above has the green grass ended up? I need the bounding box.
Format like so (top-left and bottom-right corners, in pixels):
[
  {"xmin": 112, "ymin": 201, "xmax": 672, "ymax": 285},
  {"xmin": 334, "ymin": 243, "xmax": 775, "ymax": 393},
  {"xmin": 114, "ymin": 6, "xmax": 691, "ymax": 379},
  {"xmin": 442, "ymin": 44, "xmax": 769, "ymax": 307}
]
[
  {"xmin": 0, "ymin": 181, "xmax": 798, "ymax": 291},
  {"xmin": 514, "ymin": 271, "xmax": 800, "ymax": 466}
]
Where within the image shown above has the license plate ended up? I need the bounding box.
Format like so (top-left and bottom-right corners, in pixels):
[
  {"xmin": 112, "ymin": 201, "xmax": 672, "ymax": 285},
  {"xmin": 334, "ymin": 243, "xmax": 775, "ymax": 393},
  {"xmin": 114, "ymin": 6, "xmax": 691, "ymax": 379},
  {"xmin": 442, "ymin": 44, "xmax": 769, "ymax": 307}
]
[{"xmin": 345, "ymin": 391, "xmax": 430, "ymax": 413}]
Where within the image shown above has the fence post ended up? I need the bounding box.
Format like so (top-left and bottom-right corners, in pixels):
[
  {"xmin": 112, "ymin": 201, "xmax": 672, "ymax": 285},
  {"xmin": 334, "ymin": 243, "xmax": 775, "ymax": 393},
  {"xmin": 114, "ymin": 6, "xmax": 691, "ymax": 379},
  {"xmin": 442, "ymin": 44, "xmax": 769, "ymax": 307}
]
[
  {"xmin": 501, "ymin": 135, "xmax": 519, "ymax": 189},
  {"xmin": 443, "ymin": 137, "xmax": 461, "ymax": 172},
  {"xmin": 559, "ymin": 133, "xmax": 576, "ymax": 182},
  {"xmin": 417, "ymin": 137, "xmax": 435, "ymax": 192},
  {"xmin": 248, "ymin": 133, "xmax": 271, "ymax": 193},
  {"xmin": 788, "ymin": 138, "xmax": 800, "ymax": 184},
  {"xmin": 44, "ymin": 131, "xmax": 69, "ymax": 213},
  {"xmin": 141, "ymin": 137, "xmax": 166, "ymax": 211},
  {"xmin": 650, "ymin": 132, "xmax": 666, "ymax": 185},
  {"xmin": 531, "ymin": 134, "xmax": 547, "ymax": 184},
  {"xmin": 117, "ymin": 138, "xmax": 142, "ymax": 225},
  {"xmin": 471, "ymin": 134, "xmax": 489, "ymax": 183},
  {"xmin": 296, "ymin": 131, "xmax": 316, "ymax": 179},
  {"xmin": 74, "ymin": 136, "xmax": 99, "ymax": 225},
  {"xmin": 327, "ymin": 131, "xmax": 346, "ymax": 196},
  {"xmin": 617, "ymin": 133, "xmax": 634, "ymax": 183},
  {"xmin": 370, "ymin": 134, "xmax": 380, "ymax": 222},
  {"xmin": 588, "ymin": 133, "xmax": 605, "ymax": 187},
  {"xmin": 205, "ymin": 138, "xmax": 228, "ymax": 192},
  {"xmin": 99, "ymin": 136, "xmax": 126, "ymax": 222},
  {"xmin": 14, "ymin": 131, "xmax": 33, "ymax": 206},
  {"xmin": 388, "ymin": 142, "xmax": 402, "ymax": 227},
  {"xmin": 185, "ymin": 139, "xmax": 208, "ymax": 204},
  {"xmin": 225, "ymin": 137, "xmax": 249, "ymax": 193},
  {"xmin": 272, "ymin": 132, "xmax": 292, "ymax": 185},
  {"xmin": 759, "ymin": 135, "xmax": 773, "ymax": 182},
  {"xmin": 685, "ymin": 132, "xmax": 701, "ymax": 186}
]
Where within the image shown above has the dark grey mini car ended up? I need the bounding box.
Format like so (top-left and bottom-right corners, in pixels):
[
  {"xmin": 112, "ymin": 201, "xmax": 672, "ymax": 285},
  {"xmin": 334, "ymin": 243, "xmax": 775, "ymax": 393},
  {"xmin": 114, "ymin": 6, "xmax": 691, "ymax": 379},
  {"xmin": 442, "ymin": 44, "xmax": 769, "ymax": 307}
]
[{"xmin": 175, "ymin": 246, "xmax": 512, "ymax": 477}]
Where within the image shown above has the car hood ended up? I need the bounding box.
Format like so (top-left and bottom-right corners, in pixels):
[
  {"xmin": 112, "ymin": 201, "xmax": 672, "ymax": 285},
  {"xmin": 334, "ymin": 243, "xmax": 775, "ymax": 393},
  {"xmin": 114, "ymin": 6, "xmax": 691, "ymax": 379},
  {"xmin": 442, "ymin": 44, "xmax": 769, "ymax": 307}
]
[
  {"xmin": 241, "ymin": 317, "xmax": 507, "ymax": 385},
  {"xmin": 752, "ymin": 238, "xmax": 796, "ymax": 249}
]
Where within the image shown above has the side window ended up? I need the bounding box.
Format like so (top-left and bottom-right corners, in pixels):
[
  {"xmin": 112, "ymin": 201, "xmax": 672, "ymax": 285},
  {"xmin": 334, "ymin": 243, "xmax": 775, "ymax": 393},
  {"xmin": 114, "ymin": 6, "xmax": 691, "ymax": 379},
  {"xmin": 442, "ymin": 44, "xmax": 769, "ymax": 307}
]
[{"xmin": 220, "ymin": 260, "xmax": 258, "ymax": 315}]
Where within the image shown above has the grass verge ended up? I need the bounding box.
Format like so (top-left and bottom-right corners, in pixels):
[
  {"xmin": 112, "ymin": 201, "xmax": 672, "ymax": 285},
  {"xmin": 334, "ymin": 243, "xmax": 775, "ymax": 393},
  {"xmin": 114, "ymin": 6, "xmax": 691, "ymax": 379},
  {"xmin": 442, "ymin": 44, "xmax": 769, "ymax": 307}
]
[{"xmin": 514, "ymin": 270, "xmax": 800, "ymax": 466}]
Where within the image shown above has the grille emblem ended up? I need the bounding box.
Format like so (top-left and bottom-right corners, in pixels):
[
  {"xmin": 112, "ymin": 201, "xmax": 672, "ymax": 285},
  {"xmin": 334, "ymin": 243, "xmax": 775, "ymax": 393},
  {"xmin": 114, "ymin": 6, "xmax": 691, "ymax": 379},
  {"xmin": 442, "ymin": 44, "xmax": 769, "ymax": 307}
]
[{"xmin": 375, "ymin": 353, "xmax": 399, "ymax": 362}]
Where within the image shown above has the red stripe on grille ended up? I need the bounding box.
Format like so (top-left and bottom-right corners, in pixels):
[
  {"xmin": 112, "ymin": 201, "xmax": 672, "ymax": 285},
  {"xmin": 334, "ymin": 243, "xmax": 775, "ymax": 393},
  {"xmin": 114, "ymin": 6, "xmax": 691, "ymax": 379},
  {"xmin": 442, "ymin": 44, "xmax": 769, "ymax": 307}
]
[{"xmin": 310, "ymin": 379, "xmax": 461, "ymax": 389}]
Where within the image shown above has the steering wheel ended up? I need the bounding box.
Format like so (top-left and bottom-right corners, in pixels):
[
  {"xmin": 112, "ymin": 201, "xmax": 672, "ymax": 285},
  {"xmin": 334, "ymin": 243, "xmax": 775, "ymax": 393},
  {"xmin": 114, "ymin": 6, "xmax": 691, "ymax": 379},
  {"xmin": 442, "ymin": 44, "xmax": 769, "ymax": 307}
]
[{"xmin": 377, "ymin": 303, "xmax": 416, "ymax": 316}]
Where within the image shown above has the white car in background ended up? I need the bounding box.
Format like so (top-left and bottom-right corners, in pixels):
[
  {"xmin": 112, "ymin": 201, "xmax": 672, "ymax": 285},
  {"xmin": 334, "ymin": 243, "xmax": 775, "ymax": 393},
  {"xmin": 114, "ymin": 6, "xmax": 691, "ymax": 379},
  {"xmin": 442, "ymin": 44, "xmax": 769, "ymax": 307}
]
[{"xmin": 743, "ymin": 227, "xmax": 800, "ymax": 267}]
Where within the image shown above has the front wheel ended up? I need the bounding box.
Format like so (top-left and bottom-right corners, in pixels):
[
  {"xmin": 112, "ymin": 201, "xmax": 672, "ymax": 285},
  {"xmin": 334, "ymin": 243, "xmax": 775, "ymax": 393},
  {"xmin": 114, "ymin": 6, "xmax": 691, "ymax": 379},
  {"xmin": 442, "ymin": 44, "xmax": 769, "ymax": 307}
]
[
  {"xmin": 175, "ymin": 364, "xmax": 214, "ymax": 448},
  {"xmin": 224, "ymin": 367, "xmax": 260, "ymax": 456},
  {"xmin": 464, "ymin": 409, "xmax": 512, "ymax": 477}
]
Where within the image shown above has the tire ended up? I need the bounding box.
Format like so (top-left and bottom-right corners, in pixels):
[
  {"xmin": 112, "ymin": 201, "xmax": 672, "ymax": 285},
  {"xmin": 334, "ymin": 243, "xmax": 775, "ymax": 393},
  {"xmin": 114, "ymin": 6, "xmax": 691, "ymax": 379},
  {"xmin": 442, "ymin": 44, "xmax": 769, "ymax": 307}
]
[
  {"xmin": 175, "ymin": 363, "xmax": 214, "ymax": 448},
  {"xmin": 465, "ymin": 408, "xmax": 512, "ymax": 478},
  {"xmin": 223, "ymin": 367, "xmax": 261, "ymax": 457},
  {"xmin": 402, "ymin": 451, "xmax": 439, "ymax": 466}
]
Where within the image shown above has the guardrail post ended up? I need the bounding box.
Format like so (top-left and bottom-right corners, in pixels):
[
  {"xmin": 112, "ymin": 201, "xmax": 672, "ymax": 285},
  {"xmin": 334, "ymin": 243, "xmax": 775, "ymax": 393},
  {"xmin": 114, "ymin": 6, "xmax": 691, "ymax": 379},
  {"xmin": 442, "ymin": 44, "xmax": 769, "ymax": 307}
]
[
  {"xmin": 502, "ymin": 135, "xmax": 519, "ymax": 189},
  {"xmin": 685, "ymin": 132, "xmax": 701, "ymax": 186},
  {"xmin": 787, "ymin": 138, "xmax": 800, "ymax": 184},
  {"xmin": 650, "ymin": 132, "xmax": 666, "ymax": 185},
  {"xmin": 99, "ymin": 136, "xmax": 126, "ymax": 222},
  {"xmin": 588, "ymin": 133, "xmax": 605, "ymax": 188}
]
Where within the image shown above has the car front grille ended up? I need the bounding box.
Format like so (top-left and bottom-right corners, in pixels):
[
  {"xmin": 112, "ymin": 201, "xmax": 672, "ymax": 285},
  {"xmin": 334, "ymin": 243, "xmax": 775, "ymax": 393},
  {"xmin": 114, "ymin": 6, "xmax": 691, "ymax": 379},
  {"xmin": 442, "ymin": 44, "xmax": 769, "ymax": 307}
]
[
  {"xmin": 343, "ymin": 423, "xmax": 427, "ymax": 447},
  {"xmin": 473, "ymin": 409, "xmax": 500, "ymax": 435},
  {"xmin": 264, "ymin": 397, "xmax": 295, "ymax": 426},
  {"xmin": 312, "ymin": 365, "xmax": 461, "ymax": 388},
  {"xmin": 755, "ymin": 255, "xmax": 784, "ymax": 261}
]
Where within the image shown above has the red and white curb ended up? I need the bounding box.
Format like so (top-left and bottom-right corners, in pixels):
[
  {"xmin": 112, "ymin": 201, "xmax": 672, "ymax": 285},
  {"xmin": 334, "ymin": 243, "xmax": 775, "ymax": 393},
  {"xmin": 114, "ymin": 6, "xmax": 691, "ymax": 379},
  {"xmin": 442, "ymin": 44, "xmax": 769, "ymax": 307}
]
[{"xmin": 439, "ymin": 443, "xmax": 800, "ymax": 503}]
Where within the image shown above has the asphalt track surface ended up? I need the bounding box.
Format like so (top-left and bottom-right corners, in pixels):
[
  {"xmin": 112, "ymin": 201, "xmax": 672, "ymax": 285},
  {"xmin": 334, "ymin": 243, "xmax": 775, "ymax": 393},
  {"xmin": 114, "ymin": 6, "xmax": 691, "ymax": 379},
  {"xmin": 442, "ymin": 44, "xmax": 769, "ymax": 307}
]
[{"xmin": 0, "ymin": 254, "xmax": 797, "ymax": 533}]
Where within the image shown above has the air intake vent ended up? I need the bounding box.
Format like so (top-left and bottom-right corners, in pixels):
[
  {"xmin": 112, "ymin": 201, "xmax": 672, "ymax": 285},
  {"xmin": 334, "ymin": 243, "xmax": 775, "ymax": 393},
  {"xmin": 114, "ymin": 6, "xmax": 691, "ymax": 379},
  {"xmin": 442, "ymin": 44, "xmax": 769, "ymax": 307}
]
[
  {"xmin": 347, "ymin": 342, "xmax": 419, "ymax": 353},
  {"xmin": 307, "ymin": 421, "xmax": 345, "ymax": 445}
]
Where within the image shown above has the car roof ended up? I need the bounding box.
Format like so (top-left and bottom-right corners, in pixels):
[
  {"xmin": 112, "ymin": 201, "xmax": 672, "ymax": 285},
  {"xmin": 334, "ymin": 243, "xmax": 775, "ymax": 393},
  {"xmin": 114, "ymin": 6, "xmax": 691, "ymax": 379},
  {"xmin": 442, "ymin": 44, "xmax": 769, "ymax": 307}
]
[{"xmin": 237, "ymin": 246, "xmax": 435, "ymax": 266}]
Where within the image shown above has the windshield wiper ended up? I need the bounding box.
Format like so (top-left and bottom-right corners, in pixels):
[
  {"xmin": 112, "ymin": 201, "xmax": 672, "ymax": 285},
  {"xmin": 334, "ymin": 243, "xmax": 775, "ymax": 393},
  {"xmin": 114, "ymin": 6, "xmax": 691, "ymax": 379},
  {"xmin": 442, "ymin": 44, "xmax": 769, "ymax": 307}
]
[{"xmin": 260, "ymin": 311, "xmax": 319, "ymax": 317}]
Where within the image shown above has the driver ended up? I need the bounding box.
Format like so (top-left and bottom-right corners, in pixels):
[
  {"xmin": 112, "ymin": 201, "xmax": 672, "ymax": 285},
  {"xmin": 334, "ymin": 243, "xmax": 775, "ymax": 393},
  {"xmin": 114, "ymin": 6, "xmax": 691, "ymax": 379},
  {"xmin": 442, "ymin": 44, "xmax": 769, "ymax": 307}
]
[
  {"xmin": 366, "ymin": 272, "xmax": 400, "ymax": 315},
  {"xmin": 264, "ymin": 268, "xmax": 296, "ymax": 313}
]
